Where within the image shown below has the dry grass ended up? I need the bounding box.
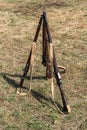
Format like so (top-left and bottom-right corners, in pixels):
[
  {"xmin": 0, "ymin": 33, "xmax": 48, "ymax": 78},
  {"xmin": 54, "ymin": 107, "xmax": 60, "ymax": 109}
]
[{"xmin": 0, "ymin": 0, "xmax": 87, "ymax": 130}]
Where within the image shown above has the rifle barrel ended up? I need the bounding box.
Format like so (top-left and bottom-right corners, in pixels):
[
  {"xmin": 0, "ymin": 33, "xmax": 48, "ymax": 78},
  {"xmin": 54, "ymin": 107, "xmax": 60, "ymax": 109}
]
[{"xmin": 33, "ymin": 15, "xmax": 43, "ymax": 42}]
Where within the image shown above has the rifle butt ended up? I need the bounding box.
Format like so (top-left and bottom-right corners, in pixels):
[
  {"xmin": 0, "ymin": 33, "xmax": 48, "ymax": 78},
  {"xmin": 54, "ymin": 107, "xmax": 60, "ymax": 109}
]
[{"xmin": 59, "ymin": 84, "xmax": 71, "ymax": 113}]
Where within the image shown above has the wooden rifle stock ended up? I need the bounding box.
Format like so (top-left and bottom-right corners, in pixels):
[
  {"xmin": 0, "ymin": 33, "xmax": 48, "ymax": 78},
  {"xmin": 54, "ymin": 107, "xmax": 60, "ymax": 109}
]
[
  {"xmin": 42, "ymin": 16, "xmax": 47, "ymax": 66},
  {"xmin": 42, "ymin": 12, "xmax": 52, "ymax": 78},
  {"xmin": 43, "ymin": 12, "xmax": 52, "ymax": 43},
  {"xmin": 20, "ymin": 49, "xmax": 32, "ymax": 87}
]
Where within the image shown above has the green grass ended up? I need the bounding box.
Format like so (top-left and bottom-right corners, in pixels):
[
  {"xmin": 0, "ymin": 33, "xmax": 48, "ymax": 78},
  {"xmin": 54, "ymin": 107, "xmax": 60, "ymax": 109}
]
[{"xmin": 0, "ymin": 0, "xmax": 87, "ymax": 130}]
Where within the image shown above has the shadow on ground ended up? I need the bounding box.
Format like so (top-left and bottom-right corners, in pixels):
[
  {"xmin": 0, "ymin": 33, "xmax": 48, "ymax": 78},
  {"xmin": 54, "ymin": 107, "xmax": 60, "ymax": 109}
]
[{"xmin": 1, "ymin": 72, "xmax": 63, "ymax": 112}]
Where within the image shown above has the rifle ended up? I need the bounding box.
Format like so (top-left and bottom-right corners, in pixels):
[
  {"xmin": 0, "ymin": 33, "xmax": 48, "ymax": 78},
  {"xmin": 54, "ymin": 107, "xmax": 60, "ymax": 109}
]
[
  {"xmin": 19, "ymin": 14, "xmax": 43, "ymax": 89},
  {"xmin": 42, "ymin": 12, "xmax": 52, "ymax": 79},
  {"xmin": 53, "ymin": 49, "xmax": 70, "ymax": 112},
  {"xmin": 43, "ymin": 12, "xmax": 70, "ymax": 112}
]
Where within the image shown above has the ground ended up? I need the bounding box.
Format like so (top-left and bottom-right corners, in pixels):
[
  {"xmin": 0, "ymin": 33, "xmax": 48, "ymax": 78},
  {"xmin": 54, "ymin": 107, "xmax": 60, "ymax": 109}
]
[{"xmin": 0, "ymin": 0, "xmax": 87, "ymax": 130}]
